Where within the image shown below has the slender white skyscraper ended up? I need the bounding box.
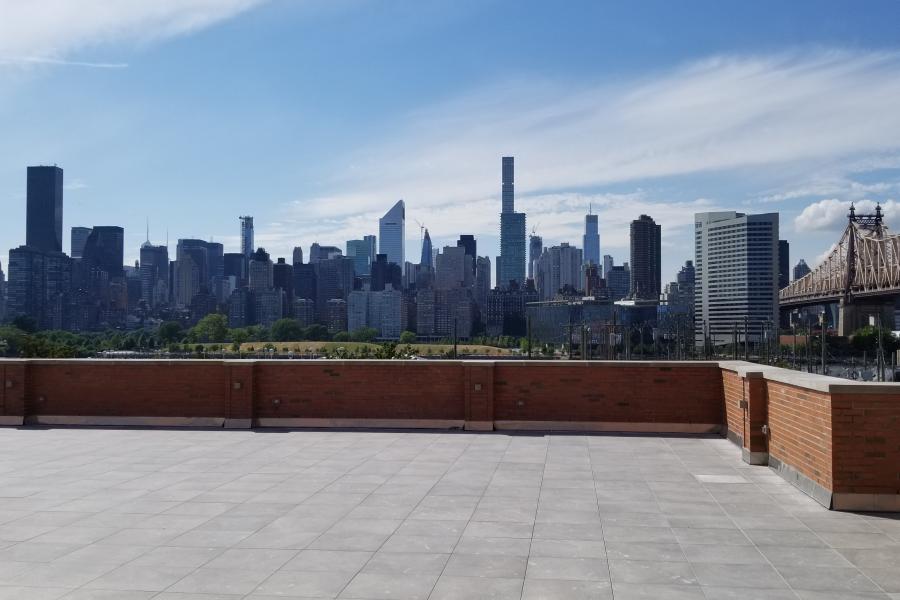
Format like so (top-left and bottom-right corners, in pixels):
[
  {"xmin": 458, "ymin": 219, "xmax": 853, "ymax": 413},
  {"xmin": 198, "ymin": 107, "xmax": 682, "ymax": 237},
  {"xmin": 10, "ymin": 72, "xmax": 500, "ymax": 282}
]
[
  {"xmin": 499, "ymin": 157, "xmax": 526, "ymax": 287},
  {"xmin": 239, "ymin": 216, "xmax": 254, "ymax": 258},
  {"xmin": 379, "ymin": 200, "xmax": 405, "ymax": 265}
]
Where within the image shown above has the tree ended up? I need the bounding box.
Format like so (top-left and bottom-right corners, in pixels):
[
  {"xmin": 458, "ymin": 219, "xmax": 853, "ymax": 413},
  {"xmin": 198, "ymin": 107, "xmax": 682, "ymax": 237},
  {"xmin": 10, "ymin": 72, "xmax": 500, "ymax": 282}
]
[
  {"xmin": 157, "ymin": 321, "xmax": 183, "ymax": 344},
  {"xmin": 230, "ymin": 328, "xmax": 249, "ymax": 347},
  {"xmin": 271, "ymin": 319, "xmax": 304, "ymax": 341},
  {"xmin": 11, "ymin": 315, "xmax": 38, "ymax": 333},
  {"xmin": 333, "ymin": 331, "xmax": 351, "ymax": 342},
  {"xmin": 399, "ymin": 330, "xmax": 417, "ymax": 344},
  {"xmin": 304, "ymin": 324, "xmax": 330, "ymax": 341},
  {"xmin": 350, "ymin": 327, "xmax": 378, "ymax": 342},
  {"xmin": 191, "ymin": 314, "xmax": 228, "ymax": 343}
]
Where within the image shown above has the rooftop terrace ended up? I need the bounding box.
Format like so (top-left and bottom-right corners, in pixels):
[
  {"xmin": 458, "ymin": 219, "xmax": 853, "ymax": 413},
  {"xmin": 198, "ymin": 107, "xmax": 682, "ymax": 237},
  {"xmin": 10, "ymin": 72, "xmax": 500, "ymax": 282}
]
[{"xmin": 1, "ymin": 426, "xmax": 898, "ymax": 600}]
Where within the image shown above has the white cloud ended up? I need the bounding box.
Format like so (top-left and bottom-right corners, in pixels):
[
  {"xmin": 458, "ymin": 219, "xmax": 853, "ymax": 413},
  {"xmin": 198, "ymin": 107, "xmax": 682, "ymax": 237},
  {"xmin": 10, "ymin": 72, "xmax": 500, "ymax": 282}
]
[
  {"xmin": 794, "ymin": 198, "xmax": 900, "ymax": 232},
  {"xmin": 0, "ymin": 0, "xmax": 266, "ymax": 63}
]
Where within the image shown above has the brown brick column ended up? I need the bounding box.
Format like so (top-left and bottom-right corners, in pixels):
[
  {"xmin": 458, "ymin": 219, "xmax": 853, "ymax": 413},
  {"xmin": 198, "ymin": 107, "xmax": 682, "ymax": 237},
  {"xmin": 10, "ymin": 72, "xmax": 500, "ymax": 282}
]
[
  {"xmin": 464, "ymin": 361, "xmax": 494, "ymax": 431},
  {"xmin": 225, "ymin": 361, "xmax": 254, "ymax": 429},
  {"xmin": 0, "ymin": 363, "xmax": 26, "ymax": 426},
  {"xmin": 741, "ymin": 372, "xmax": 769, "ymax": 465}
]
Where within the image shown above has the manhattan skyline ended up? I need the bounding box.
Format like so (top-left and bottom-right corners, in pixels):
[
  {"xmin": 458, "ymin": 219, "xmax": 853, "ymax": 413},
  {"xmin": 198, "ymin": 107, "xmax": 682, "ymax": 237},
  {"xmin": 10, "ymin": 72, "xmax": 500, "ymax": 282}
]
[{"xmin": 4, "ymin": 1, "xmax": 900, "ymax": 283}]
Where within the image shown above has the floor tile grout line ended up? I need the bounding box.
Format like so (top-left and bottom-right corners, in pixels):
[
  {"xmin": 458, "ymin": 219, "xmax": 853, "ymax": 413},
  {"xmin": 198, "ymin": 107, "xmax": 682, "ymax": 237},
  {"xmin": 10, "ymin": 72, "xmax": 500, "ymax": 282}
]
[{"xmin": 522, "ymin": 434, "xmax": 550, "ymax": 600}]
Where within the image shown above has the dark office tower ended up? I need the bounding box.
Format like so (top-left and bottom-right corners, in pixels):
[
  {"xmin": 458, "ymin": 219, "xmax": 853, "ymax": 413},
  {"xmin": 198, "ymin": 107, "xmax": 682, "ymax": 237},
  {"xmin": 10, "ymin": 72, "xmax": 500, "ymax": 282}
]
[
  {"xmin": 371, "ymin": 254, "xmax": 402, "ymax": 292},
  {"xmin": 293, "ymin": 263, "xmax": 317, "ymax": 301},
  {"xmin": 793, "ymin": 259, "xmax": 811, "ymax": 281},
  {"xmin": 175, "ymin": 239, "xmax": 210, "ymax": 307},
  {"xmin": 239, "ymin": 216, "xmax": 254, "ymax": 258},
  {"xmin": 0, "ymin": 259, "xmax": 5, "ymax": 322},
  {"xmin": 71, "ymin": 227, "xmax": 92, "ymax": 259},
  {"xmin": 223, "ymin": 253, "xmax": 248, "ymax": 286},
  {"xmin": 778, "ymin": 240, "xmax": 790, "ymax": 290},
  {"xmin": 346, "ymin": 239, "xmax": 374, "ymax": 276},
  {"xmin": 139, "ymin": 242, "xmax": 169, "ymax": 309},
  {"xmin": 420, "ymin": 230, "xmax": 433, "ymax": 268},
  {"xmin": 309, "ymin": 243, "xmax": 342, "ymax": 263},
  {"xmin": 629, "ymin": 214, "xmax": 661, "ymax": 300},
  {"xmin": 249, "ymin": 248, "xmax": 273, "ymax": 291},
  {"xmin": 457, "ymin": 235, "xmax": 477, "ymax": 277},
  {"xmin": 26, "ymin": 166, "xmax": 64, "ymax": 253},
  {"xmin": 528, "ymin": 235, "xmax": 543, "ymax": 280},
  {"xmin": 364, "ymin": 236, "xmax": 376, "ymax": 268},
  {"xmin": 501, "ymin": 156, "xmax": 514, "ymax": 213},
  {"xmin": 82, "ymin": 226, "xmax": 125, "ymax": 278},
  {"xmin": 498, "ymin": 157, "xmax": 526, "ymax": 288},
  {"xmin": 584, "ymin": 212, "xmax": 600, "ymax": 266},
  {"xmin": 292, "ymin": 246, "xmax": 304, "ymax": 265},
  {"xmin": 6, "ymin": 246, "xmax": 45, "ymax": 325},
  {"xmin": 475, "ymin": 256, "xmax": 491, "ymax": 310},
  {"xmin": 273, "ymin": 257, "xmax": 294, "ymax": 316}
]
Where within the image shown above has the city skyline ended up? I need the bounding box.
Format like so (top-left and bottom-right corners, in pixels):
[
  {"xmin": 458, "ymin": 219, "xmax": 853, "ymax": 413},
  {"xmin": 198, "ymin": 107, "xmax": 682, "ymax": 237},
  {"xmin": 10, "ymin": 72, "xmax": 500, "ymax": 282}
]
[{"xmin": 4, "ymin": 2, "xmax": 900, "ymax": 285}]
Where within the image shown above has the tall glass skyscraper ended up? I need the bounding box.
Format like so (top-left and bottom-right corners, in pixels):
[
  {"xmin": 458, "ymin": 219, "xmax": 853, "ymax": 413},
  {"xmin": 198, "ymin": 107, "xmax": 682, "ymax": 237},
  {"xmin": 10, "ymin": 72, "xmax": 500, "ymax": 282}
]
[
  {"xmin": 583, "ymin": 212, "xmax": 600, "ymax": 266},
  {"xmin": 499, "ymin": 157, "xmax": 526, "ymax": 288},
  {"xmin": 420, "ymin": 229, "xmax": 433, "ymax": 268},
  {"xmin": 71, "ymin": 227, "xmax": 92, "ymax": 259},
  {"xmin": 239, "ymin": 216, "xmax": 254, "ymax": 258},
  {"xmin": 629, "ymin": 214, "xmax": 661, "ymax": 299},
  {"xmin": 26, "ymin": 166, "xmax": 63, "ymax": 253},
  {"xmin": 379, "ymin": 200, "xmax": 405, "ymax": 266},
  {"xmin": 347, "ymin": 238, "xmax": 374, "ymax": 276}
]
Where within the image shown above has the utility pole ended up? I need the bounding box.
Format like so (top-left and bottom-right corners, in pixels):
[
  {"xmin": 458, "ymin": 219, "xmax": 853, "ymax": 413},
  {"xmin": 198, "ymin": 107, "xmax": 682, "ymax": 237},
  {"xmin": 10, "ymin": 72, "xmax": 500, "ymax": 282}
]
[
  {"xmin": 743, "ymin": 317, "xmax": 750, "ymax": 361},
  {"xmin": 453, "ymin": 318, "xmax": 458, "ymax": 359},
  {"xmin": 527, "ymin": 316, "xmax": 533, "ymax": 360},
  {"xmin": 820, "ymin": 311, "xmax": 826, "ymax": 375}
]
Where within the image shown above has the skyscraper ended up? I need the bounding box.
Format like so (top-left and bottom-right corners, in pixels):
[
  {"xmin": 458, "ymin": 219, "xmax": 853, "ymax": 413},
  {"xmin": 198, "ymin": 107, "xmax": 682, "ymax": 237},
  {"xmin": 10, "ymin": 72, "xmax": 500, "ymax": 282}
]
[
  {"xmin": 26, "ymin": 166, "xmax": 64, "ymax": 253},
  {"xmin": 695, "ymin": 211, "xmax": 778, "ymax": 345},
  {"xmin": 420, "ymin": 229, "xmax": 433, "ymax": 268},
  {"xmin": 583, "ymin": 212, "xmax": 600, "ymax": 266},
  {"xmin": 346, "ymin": 239, "xmax": 374, "ymax": 276},
  {"xmin": 379, "ymin": 200, "xmax": 405, "ymax": 266},
  {"xmin": 529, "ymin": 235, "xmax": 543, "ymax": 280},
  {"xmin": 139, "ymin": 242, "xmax": 169, "ymax": 309},
  {"xmin": 249, "ymin": 248, "xmax": 274, "ymax": 291},
  {"xmin": 71, "ymin": 227, "xmax": 92, "ymax": 259},
  {"xmin": 602, "ymin": 255, "xmax": 614, "ymax": 280},
  {"xmin": 778, "ymin": 239, "xmax": 790, "ymax": 290},
  {"xmin": 239, "ymin": 216, "xmax": 254, "ymax": 258},
  {"xmin": 793, "ymin": 259, "xmax": 811, "ymax": 281},
  {"xmin": 535, "ymin": 243, "xmax": 583, "ymax": 300},
  {"xmin": 457, "ymin": 235, "xmax": 476, "ymax": 277},
  {"xmin": 629, "ymin": 214, "xmax": 661, "ymax": 299},
  {"xmin": 82, "ymin": 226, "xmax": 125, "ymax": 279},
  {"xmin": 498, "ymin": 157, "xmax": 526, "ymax": 288},
  {"xmin": 0, "ymin": 259, "xmax": 5, "ymax": 322},
  {"xmin": 292, "ymin": 246, "xmax": 304, "ymax": 265}
]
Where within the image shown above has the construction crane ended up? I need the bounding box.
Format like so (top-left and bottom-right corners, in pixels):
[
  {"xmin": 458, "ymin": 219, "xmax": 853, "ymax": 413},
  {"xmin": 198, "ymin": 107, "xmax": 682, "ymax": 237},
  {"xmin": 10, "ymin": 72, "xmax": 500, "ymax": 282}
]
[{"xmin": 414, "ymin": 219, "xmax": 426, "ymax": 245}]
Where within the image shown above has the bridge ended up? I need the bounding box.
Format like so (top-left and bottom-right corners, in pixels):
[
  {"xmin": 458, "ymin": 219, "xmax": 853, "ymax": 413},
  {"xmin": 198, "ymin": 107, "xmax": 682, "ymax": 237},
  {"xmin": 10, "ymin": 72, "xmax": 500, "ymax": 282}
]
[{"xmin": 780, "ymin": 204, "xmax": 900, "ymax": 335}]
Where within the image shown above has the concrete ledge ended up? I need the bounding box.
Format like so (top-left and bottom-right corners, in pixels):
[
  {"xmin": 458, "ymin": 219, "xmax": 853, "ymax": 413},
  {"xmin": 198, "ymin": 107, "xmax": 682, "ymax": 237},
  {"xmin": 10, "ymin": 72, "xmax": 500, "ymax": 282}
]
[
  {"xmin": 255, "ymin": 418, "xmax": 465, "ymax": 430},
  {"xmin": 0, "ymin": 416, "xmax": 24, "ymax": 426},
  {"xmin": 224, "ymin": 418, "xmax": 252, "ymax": 429},
  {"xmin": 833, "ymin": 493, "xmax": 900, "ymax": 512},
  {"xmin": 725, "ymin": 429, "xmax": 743, "ymax": 447},
  {"xmin": 742, "ymin": 448, "xmax": 769, "ymax": 466},
  {"xmin": 494, "ymin": 421, "xmax": 721, "ymax": 434},
  {"xmin": 25, "ymin": 416, "xmax": 227, "ymax": 427},
  {"xmin": 769, "ymin": 455, "xmax": 833, "ymax": 509},
  {"xmin": 464, "ymin": 421, "xmax": 493, "ymax": 431},
  {"xmin": 719, "ymin": 360, "xmax": 900, "ymax": 394}
]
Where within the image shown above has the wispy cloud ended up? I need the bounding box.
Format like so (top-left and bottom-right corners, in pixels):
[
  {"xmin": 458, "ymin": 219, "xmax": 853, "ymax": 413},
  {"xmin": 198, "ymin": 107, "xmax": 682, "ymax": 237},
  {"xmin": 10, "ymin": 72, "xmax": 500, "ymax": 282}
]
[
  {"xmin": 0, "ymin": 56, "xmax": 128, "ymax": 69},
  {"xmin": 0, "ymin": 0, "xmax": 267, "ymax": 66},
  {"xmin": 795, "ymin": 198, "xmax": 900, "ymax": 232},
  {"xmin": 271, "ymin": 50, "xmax": 900, "ymax": 263}
]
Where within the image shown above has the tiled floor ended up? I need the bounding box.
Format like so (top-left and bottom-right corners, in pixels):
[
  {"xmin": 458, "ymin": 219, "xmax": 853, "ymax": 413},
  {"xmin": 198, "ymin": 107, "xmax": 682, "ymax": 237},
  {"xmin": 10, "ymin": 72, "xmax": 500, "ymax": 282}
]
[{"xmin": 0, "ymin": 427, "xmax": 897, "ymax": 599}]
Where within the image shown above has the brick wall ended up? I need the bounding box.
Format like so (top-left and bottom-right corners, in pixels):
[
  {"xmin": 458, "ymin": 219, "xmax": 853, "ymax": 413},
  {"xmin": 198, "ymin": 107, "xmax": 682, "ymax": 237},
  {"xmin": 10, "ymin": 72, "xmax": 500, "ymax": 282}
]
[
  {"xmin": 830, "ymin": 392, "xmax": 900, "ymax": 496},
  {"xmin": 722, "ymin": 369, "xmax": 743, "ymax": 442},
  {"xmin": 766, "ymin": 380, "xmax": 834, "ymax": 492},
  {"xmin": 493, "ymin": 363, "xmax": 723, "ymax": 426}
]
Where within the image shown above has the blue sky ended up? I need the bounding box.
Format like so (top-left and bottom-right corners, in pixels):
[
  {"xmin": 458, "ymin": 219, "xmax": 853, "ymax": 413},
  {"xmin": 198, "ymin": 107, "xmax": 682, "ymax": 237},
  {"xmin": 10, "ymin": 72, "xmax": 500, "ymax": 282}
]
[{"xmin": 3, "ymin": 0, "xmax": 900, "ymax": 285}]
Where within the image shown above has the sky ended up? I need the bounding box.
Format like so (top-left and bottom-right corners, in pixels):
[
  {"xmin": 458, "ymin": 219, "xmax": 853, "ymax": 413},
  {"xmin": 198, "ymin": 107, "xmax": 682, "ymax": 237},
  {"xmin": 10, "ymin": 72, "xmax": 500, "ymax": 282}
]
[{"xmin": 3, "ymin": 0, "xmax": 900, "ymax": 286}]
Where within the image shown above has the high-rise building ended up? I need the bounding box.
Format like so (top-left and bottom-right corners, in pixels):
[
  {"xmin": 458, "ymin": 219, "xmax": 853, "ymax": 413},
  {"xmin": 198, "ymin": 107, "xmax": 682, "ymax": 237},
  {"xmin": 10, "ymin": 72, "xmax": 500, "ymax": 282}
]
[
  {"xmin": 293, "ymin": 263, "xmax": 317, "ymax": 301},
  {"xmin": 370, "ymin": 254, "xmax": 402, "ymax": 292},
  {"xmin": 292, "ymin": 246, "xmax": 304, "ymax": 265},
  {"xmin": 793, "ymin": 259, "xmax": 811, "ymax": 281},
  {"xmin": 139, "ymin": 242, "xmax": 169, "ymax": 309},
  {"xmin": 26, "ymin": 166, "xmax": 64, "ymax": 253},
  {"xmin": 602, "ymin": 255, "xmax": 614, "ymax": 280},
  {"xmin": 457, "ymin": 235, "xmax": 476, "ymax": 277},
  {"xmin": 309, "ymin": 243, "xmax": 342, "ymax": 263},
  {"xmin": 629, "ymin": 214, "xmax": 661, "ymax": 300},
  {"xmin": 346, "ymin": 239, "xmax": 374, "ymax": 276},
  {"xmin": 0, "ymin": 259, "xmax": 5, "ymax": 322},
  {"xmin": 420, "ymin": 229, "xmax": 434, "ymax": 274},
  {"xmin": 499, "ymin": 157, "xmax": 526, "ymax": 288},
  {"xmin": 778, "ymin": 239, "xmax": 790, "ymax": 290},
  {"xmin": 249, "ymin": 248, "xmax": 274, "ymax": 291},
  {"xmin": 273, "ymin": 257, "xmax": 294, "ymax": 317},
  {"xmin": 239, "ymin": 216, "xmax": 254, "ymax": 258},
  {"xmin": 174, "ymin": 239, "xmax": 211, "ymax": 307},
  {"xmin": 223, "ymin": 253, "xmax": 247, "ymax": 286},
  {"xmin": 436, "ymin": 246, "xmax": 473, "ymax": 290},
  {"xmin": 82, "ymin": 226, "xmax": 125, "ymax": 279},
  {"xmin": 70, "ymin": 227, "xmax": 92, "ymax": 259},
  {"xmin": 583, "ymin": 212, "xmax": 600, "ymax": 266},
  {"xmin": 379, "ymin": 200, "xmax": 405, "ymax": 266},
  {"xmin": 695, "ymin": 211, "xmax": 779, "ymax": 345},
  {"xmin": 474, "ymin": 256, "xmax": 491, "ymax": 310},
  {"xmin": 606, "ymin": 264, "xmax": 630, "ymax": 301},
  {"xmin": 6, "ymin": 246, "xmax": 72, "ymax": 330},
  {"xmin": 529, "ymin": 235, "xmax": 543, "ymax": 280},
  {"xmin": 535, "ymin": 243, "xmax": 583, "ymax": 300}
]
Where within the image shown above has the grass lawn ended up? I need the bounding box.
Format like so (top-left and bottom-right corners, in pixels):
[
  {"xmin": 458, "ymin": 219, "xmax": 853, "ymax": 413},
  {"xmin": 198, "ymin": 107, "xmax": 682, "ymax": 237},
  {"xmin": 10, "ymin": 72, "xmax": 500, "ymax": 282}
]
[{"xmin": 202, "ymin": 341, "xmax": 516, "ymax": 356}]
